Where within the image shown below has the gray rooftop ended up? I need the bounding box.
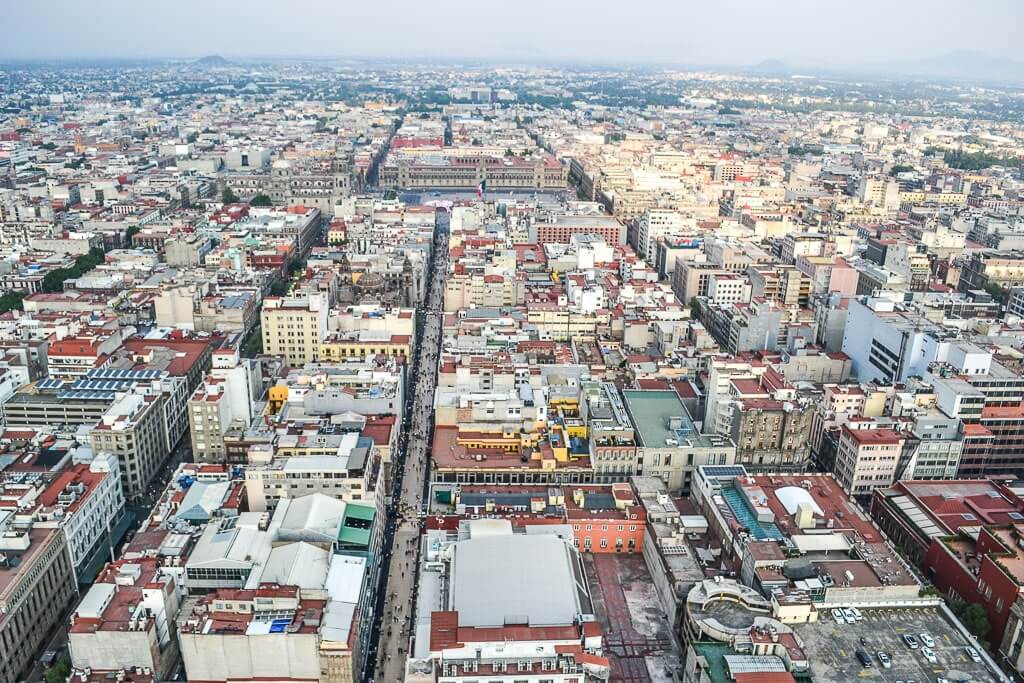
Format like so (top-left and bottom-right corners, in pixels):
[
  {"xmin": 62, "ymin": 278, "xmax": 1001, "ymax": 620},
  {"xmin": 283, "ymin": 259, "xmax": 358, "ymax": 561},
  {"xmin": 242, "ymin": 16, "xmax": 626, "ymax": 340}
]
[{"xmin": 448, "ymin": 533, "xmax": 588, "ymax": 628}]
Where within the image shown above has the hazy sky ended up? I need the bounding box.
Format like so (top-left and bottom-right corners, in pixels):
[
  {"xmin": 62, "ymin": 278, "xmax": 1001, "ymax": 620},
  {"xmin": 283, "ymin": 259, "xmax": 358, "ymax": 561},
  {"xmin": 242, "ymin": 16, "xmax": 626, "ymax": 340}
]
[{"xmin": 4, "ymin": 0, "xmax": 1023, "ymax": 67}]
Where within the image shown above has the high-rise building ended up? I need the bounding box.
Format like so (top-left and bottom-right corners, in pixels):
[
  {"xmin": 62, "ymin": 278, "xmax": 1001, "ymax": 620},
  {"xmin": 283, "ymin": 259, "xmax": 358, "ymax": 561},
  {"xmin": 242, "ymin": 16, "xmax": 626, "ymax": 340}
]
[{"xmin": 260, "ymin": 294, "xmax": 329, "ymax": 366}]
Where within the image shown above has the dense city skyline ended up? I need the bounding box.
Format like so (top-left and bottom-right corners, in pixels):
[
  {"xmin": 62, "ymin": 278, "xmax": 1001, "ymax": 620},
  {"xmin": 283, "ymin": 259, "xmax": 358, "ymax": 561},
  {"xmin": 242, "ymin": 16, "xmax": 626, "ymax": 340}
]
[
  {"xmin": 4, "ymin": 11, "xmax": 1024, "ymax": 683},
  {"xmin": 5, "ymin": 0, "xmax": 1024, "ymax": 81}
]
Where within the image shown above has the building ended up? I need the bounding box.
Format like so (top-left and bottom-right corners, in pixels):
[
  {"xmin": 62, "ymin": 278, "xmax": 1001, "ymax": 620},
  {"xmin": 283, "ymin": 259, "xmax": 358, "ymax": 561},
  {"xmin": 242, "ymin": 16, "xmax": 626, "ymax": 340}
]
[
  {"xmin": 89, "ymin": 390, "xmax": 172, "ymax": 498},
  {"xmin": 24, "ymin": 453, "xmax": 127, "ymax": 583},
  {"xmin": 870, "ymin": 478, "xmax": 1024, "ymax": 676},
  {"xmin": 959, "ymin": 250, "xmax": 1024, "ymax": 293},
  {"xmin": 841, "ymin": 295, "xmax": 986, "ymax": 383},
  {"xmin": 582, "ymin": 381, "xmax": 638, "ymax": 484},
  {"xmin": 728, "ymin": 398, "xmax": 815, "ymax": 474},
  {"xmin": 178, "ymin": 567, "xmax": 368, "ymax": 683},
  {"xmin": 188, "ymin": 371, "xmax": 254, "ymax": 464},
  {"xmin": 0, "ymin": 513, "xmax": 78, "ymax": 683},
  {"xmin": 261, "ymin": 294, "xmax": 329, "ymax": 366},
  {"xmin": 427, "ymin": 482, "xmax": 646, "ymax": 554},
  {"xmin": 68, "ymin": 558, "xmax": 181, "ymax": 680},
  {"xmin": 632, "ymin": 477, "xmax": 708, "ymax": 632},
  {"xmin": 832, "ymin": 425, "xmax": 906, "ymax": 501},
  {"xmin": 529, "ymin": 215, "xmax": 626, "ymax": 246},
  {"xmin": 319, "ymin": 330, "xmax": 412, "ymax": 362},
  {"xmin": 405, "ymin": 521, "xmax": 610, "ymax": 682},
  {"xmin": 245, "ymin": 452, "xmax": 373, "ymax": 512},
  {"xmin": 622, "ymin": 389, "xmax": 735, "ymax": 494},
  {"xmin": 871, "ymin": 478, "xmax": 1024, "ymax": 567},
  {"xmin": 379, "ymin": 153, "xmax": 567, "ymax": 191}
]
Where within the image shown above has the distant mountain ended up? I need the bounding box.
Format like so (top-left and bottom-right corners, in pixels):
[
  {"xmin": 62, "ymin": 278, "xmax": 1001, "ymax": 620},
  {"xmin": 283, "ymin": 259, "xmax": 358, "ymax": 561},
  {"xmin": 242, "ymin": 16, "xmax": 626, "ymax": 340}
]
[
  {"xmin": 873, "ymin": 50, "xmax": 1024, "ymax": 84},
  {"xmin": 195, "ymin": 55, "xmax": 230, "ymax": 67},
  {"xmin": 744, "ymin": 59, "xmax": 792, "ymax": 76}
]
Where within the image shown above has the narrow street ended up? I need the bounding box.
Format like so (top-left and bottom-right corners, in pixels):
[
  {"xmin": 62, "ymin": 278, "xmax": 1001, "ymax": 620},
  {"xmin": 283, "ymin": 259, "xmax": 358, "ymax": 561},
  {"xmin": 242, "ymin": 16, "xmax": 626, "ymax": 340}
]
[{"xmin": 365, "ymin": 208, "xmax": 448, "ymax": 682}]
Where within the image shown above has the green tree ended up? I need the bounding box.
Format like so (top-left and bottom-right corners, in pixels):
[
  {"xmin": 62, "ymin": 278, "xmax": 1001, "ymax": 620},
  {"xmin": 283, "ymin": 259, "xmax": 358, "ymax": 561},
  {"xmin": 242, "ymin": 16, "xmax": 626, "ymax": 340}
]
[
  {"xmin": 0, "ymin": 291, "xmax": 25, "ymax": 313},
  {"xmin": 384, "ymin": 189, "xmax": 398, "ymax": 201},
  {"xmin": 42, "ymin": 247, "xmax": 106, "ymax": 293},
  {"xmin": 222, "ymin": 188, "xmax": 240, "ymax": 204},
  {"xmin": 44, "ymin": 655, "xmax": 71, "ymax": 683},
  {"xmin": 950, "ymin": 600, "xmax": 990, "ymax": 642},
  {"xmin": 689, "ymin": 297, "xmax": 701, "ymax": 320},
  {"xmin": 985, "ymin": 282, "xmax": 1009, "ymax": 305},
  {"xmin": 250, "ymin": 194, "xmax": 273, "ymax": 207},
  {"xmin": 270, "ymin": 280, "xmax": 291, "ymax": 297},
  {"xmin": 186, "ymin": 132, "xmax": 199, "ymax": 144},
  {"xmin": 41, "ymin": 142, "xmax": 57, "ymax": 150},
  {"xmin": 889, "ymin": 164, "xmax": 914, "ymax": 176}
]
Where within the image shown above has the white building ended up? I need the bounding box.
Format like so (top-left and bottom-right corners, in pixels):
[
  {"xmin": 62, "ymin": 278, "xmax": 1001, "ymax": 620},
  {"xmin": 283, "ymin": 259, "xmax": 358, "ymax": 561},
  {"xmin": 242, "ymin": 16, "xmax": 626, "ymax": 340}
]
[
  {"xmin": 841, "ymin": 296, "xmax": 992, "ymax": 384},
  {"xmin": 707, "ymin": 273, "xmax": 752, "ymax": 305},
  {"xmin": 637, "ymin": 209, "xmax": 691, "ymax": 263},
  {"xmin": 27, "ymin": 450, "xmax": 126, "ymax": 582},
  {"xmin": 68, "ymin": 558, "xmax": 181, "ymax": 679},
  {"xmin": 406, "ymin": 521, "xmax": 610, "ymax": 683}
]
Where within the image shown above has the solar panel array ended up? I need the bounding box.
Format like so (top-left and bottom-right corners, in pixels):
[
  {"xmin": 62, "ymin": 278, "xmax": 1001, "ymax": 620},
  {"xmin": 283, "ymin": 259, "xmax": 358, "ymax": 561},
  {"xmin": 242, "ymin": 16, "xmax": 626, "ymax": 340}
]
[
  {"xmin": 220, "ymin": 293, "xmax": 253, "ymax": 309},
  {"xmin": 88, "ymin": 368, "xmax": 162, "ymax": 380},
  {"xmin": 702, "ymin": 465, "xmax": 747, "ymax": 478},
  {"xmin": 58, "ymin": 389, "xmax": 117, "ymax": 401}
]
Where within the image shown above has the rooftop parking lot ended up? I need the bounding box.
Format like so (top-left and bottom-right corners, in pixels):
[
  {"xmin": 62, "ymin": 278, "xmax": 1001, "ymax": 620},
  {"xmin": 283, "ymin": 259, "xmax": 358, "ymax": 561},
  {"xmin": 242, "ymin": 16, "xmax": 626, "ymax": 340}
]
[{"xmin": 795, "ymin": 605, "xmax": 1001, "ymax": 683}]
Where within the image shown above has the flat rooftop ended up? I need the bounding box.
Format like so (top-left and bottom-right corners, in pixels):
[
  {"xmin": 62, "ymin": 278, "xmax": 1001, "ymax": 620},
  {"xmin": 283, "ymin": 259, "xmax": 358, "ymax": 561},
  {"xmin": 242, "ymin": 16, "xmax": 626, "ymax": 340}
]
[
  {"xmin": 448, "ymin": 533, "xmax": 589, "ymax": 628},
  {"xmin": 794, "ymin": 604, "xmax": 1000, "ymax": 683},
  {"xmin": 622, "ymin": 389, "xmax": 719, "ymax": 449}
]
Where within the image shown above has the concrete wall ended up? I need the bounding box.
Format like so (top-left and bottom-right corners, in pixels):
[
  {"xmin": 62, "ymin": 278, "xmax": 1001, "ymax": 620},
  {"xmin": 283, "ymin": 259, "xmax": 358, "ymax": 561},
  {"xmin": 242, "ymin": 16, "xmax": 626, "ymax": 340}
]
[
  {"xmin": 69, "ymin": 629, "xmax": 158, "ymax": 672},
  {"xmin": 179, "ymin": 632, "xmax": 320, "ymax": 681}
]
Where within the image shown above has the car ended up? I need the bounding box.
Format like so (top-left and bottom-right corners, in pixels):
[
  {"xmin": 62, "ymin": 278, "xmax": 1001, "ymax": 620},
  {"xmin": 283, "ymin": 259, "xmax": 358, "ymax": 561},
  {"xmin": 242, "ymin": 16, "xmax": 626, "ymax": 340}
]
[
  {"xmin": 966, "ymin": 646, "xmax": 981, "ymax": 662},
  {"xmin": 903, "ymin": 634, "xmax": 919, "ymax": 649},
  {"xmin": 849, "ymin": 606, "xmax": 864, "ymax": 621},
  {"xmin": 855, "ymin": 649, "xmax": 872, "ymax": 668},
  {"xmin": 877, "ymin": 651, "xmax": 891, "ymax": 668},
  {"xmin": 843, "ymin": 608, "xmax": 857, "ymax": 623},
  {"xmin": 919, "ymin": 633, "xmax": 935, "ymax": 648},
  {"xmin": 921, "ymin": 646, "xmax": 937, "ymax": 663},
  {"xmin": 832, "ymin": 608, "xmax": 846, "ymax": 624}
]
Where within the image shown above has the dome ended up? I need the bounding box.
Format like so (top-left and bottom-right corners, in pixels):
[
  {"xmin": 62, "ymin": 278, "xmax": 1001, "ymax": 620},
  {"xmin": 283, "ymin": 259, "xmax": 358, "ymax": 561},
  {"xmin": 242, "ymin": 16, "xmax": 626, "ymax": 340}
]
[
  {"xmin": 355, "ymin": 272, "xmax": 385, "ymax": 291},
  {"xmin": 775, "ymin": 486, "xmax": 824, "ymax": 516}
]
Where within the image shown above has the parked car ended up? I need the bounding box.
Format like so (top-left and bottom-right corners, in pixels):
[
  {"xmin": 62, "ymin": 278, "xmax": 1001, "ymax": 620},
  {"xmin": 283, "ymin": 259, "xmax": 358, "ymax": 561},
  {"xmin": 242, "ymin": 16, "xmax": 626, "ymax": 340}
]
[
  {"xmin": 843, "ymin": 608, "xmax": 858, "ymax": 623},
  {"xmin": 922, "ymin": 646, "xmax": 937, "ymax": 663},
  {"xmin": 903, "ymin": 634, "xmax": 919, "ymax": 649},
  {"xmin": 855, "ymin": 649, "xmax": 872, "ymax": 668},
  {"xmin": 966, "ymin": 646, "xmax": 981, "ymax": 662},
  {"xmin": 849, "ymin": 606, "xmax": 864, "ymax": 621},
  {"xmin": 877, "ymin": 651, "xmax": 891, "ymax": 668},
  {"xmin": 832, "ymin": 608, "xmax": 846, "ymax": 624},
  {"xmin": 919, "ymin": 633, "xmax": 935, "ymax": 648}
]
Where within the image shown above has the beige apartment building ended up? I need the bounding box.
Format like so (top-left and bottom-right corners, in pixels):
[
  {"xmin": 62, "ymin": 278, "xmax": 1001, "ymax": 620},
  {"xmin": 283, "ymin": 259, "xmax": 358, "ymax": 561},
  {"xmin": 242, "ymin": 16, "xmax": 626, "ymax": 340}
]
[
  {"xmin": 444, "ymin": 273, "xmax": 521, "ymax": 311},
  {"xmin": 833, "ymin": 426, "xmax": 906, "ymax": 500},
  {"xmin": 526, "ymin": 304, "xmax": 607, "ymax": 341},
  {"xmin": 89, "ymin": 391, "xmax": 170, "ymax": 497},
  {"xmin": 261, "ymin": 294, "xmax": 329, "ymax": 366}
]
